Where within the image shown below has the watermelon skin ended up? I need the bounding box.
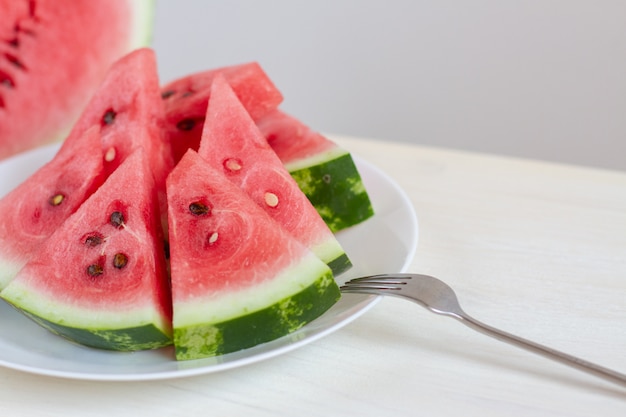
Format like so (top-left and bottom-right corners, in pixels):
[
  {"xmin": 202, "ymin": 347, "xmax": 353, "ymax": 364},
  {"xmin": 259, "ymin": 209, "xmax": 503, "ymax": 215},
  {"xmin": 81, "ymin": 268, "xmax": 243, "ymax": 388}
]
[
  {"xmin": 161, "ymin": 62, "xmax": 283, "ymax": 163},
  {"xmin": 167, "ymin": 150, "xmax": 340, "ymax": 360},
  {"xmin": 0, "ymin": 0, "xmax": 155, "ymax": 160},
  {"xmin": 257, "ymin": 110, "xmax": 375, "ymax": 232},
  {"xmin": 0, "ymin": 127, "xmax": 105, "ymax": 290},
  {"xmin": 0, "ymin": 150, "xmax": 172, "ymax": 351},
  {"xmin": 174, "ymin": 269, "xmax": 338, "ymax": 359},
  {"xmin": 197, "ymin": 74, "xmax": 351, "ymax": 276}
]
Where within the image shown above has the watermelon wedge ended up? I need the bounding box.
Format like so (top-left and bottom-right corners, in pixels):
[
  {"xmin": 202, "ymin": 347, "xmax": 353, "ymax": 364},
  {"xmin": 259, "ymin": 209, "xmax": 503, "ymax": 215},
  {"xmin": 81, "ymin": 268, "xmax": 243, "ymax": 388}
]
[
  {"xmin": 257, "ymin": 109, "xmax": 375, "ymax": 232},
  {"xmin": 160, "ymin": 62, "xmax": 283, "ymax": 163},
  {"xmin": 63, "ymin": 47, "xmax": 173, "ymax": 193},
  {"xmin": 167, "ymin": 150, "xmax": 340, "ymax": 360},
  {"xmin": 197, "ymin": 74, "xmax": 351, "ymax": 275},
  {"xmin": 1, "ymin": 150, "xmax": 172, "ymax": 351},
  {"xmin": 59, "ymin": 47, "xmax": 173, "ymax": 236},
  {"xmin": 0, "ymin": 0, "xmax": 154, "ymax": 160},
  {"xmin": 0, "ymin": 127, "xmax": 105, "ymax": 289}
]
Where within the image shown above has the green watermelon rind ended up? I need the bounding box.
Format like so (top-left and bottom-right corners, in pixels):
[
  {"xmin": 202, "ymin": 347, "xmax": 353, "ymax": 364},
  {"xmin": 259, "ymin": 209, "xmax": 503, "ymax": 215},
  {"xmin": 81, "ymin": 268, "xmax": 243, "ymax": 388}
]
[
  {"xmin": 18, "ymin": 309, "xmax": 170, "ymax": 351},
  {"xmin": 285, "ymin": 151, "xmax": 375, "ymax": 233},
  {"xmin": 173, "ymin": 254, "xmax": 340, "ymax": 360},
  {"xmin": 310, "ymin": 235, "xmax": 351, "ymax": 276},
  {"xmin": 0, "ymin": 282, "xmax": 172, "ymax": 351}
]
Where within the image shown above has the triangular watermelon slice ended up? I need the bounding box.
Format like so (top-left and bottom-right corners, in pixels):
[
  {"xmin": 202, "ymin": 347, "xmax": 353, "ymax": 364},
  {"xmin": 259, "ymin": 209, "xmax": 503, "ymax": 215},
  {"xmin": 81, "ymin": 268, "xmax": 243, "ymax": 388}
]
[
  {"xmin": 167, "ymin": 150, "xmax": 340, "ymax": 360},
  {"xmin": 197, "ymin": 74, "xmax": 351, "ymax": 276},
  {"xmin": 64, "ymin": 47, "xmax": 173, "ymax": 192},
  {"xmin": 1, "ymin": 150, "xmax": 172, "ymax": 351},
  {"xmin": 0, "ymin": 127, "xmax": 105, "ymax": 289},
  {"xmin": 160, "ymin": 62, "xmax": 283, "ymax": 163}
]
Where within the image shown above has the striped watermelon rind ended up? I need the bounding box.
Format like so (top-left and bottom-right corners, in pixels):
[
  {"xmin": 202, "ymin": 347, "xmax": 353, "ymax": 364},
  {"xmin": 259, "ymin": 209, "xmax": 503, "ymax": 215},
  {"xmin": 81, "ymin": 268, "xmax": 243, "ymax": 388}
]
[
  {"xmin": 174, "ymin": 254, "xmax": 338, "ymax": 360},
  {"xmin": 287, "ymin": 151, "xmax": 374, "ymax": 233}
]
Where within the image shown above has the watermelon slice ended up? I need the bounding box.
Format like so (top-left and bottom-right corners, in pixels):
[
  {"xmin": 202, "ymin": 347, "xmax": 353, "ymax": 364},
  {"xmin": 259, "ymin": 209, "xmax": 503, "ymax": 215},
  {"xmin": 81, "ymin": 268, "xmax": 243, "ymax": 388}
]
[
  {"xmin": 198, "ymin": 74, "xmax": 351, "ymax": 276},
  {"xmin": 63, "ymin": 47, "xmax": 173, "ymax": 192},
  {"xmin": 59, "ymin": 47, "xmax": 173, "ymax": 236},
  {"xmin": 167, "ymin": 150, "xmax": 340, "ymax": 360},
  {"xmin": 160, "ymin": 62, "xmax": 283, "ymax": 163},
  {"xmin": 0, "ymin": 0, "xmax": 154, "ymax": 160},
  {"xmin": 0, "ymin": 127, "xmax": 105, "ymax": 289},
  {"xmin": 1, "ymin": 150, "xmax": 172, "ymax": 351},
  {"xmin": 257, "ymin": 109, "xmax": 375, "ymax": 232}
]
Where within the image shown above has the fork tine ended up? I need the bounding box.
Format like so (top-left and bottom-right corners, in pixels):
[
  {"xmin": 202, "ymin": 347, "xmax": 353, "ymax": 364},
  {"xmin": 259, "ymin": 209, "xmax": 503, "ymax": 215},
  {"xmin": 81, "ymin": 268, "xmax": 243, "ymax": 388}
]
[
  {"xmin": 345, "ymin": 273, "xmax": 412, "ymax": 283},
  {"xmin": 340, "ymin": 274, "xmax": 411, "ymax": 292}
]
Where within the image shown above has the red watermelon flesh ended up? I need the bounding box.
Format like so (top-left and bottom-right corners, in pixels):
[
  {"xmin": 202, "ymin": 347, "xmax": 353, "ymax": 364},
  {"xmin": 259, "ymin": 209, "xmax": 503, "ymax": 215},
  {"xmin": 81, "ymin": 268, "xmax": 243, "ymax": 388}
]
[
  {"xmin": 0, "ymin": 126, "xmax": 105, "ymax": 290},
  {"xmin": 59, "ymin": 47, "xmax": 173, "ymax": 233},
  {"xmin": 257, "ymin": 109, "xmax": 337, "ymax": 164},
  {"xmin": 167, "ymin": 149, "xmax": 339, "ymax": 359},
  {"xmin": 161, "ymin": 62, "xmax": 283, "ymax": 163},
  {"xmin": 167, "ymin": 150, "xmax": 313, "ymax": 295},
  {"xmin": 63, "ymin": 48, "xmax": 173, "ymax": 189},
  {"xmin": 0, "ymin": 149, "xmax": 172, "ymax": 351},
  {"xmin": 197, "ymin": 74, "xmax": 351, "ymax": 276},
  {"xmin": 0, "ymin": 0, "xmax": 154, "ymax": 160}
]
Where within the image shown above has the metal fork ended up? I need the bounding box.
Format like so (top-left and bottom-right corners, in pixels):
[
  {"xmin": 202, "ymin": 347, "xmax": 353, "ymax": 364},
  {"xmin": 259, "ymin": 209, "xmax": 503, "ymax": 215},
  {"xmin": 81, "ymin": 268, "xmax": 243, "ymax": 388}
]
[{"xmin": 340, "ymin": 273, "xmax": 626, "ymax": 388}]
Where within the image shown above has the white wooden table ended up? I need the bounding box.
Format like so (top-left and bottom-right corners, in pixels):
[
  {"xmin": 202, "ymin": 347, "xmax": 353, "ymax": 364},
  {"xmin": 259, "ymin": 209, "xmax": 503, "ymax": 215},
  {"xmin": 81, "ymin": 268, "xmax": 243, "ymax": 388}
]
[{"xmin": 1, "ymin": 136, "xmax": 624, "ymax": 416}]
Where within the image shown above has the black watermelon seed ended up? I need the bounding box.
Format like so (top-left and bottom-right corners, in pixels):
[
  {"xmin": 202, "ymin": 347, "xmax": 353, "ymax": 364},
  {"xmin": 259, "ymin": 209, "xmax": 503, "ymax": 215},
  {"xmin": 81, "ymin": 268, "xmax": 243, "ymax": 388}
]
[
  {"xmin": 84, "ymin": 233, "xmax": 103, "ymax": 247},
  {"xmin": 102, "ymin": 109, "xmax": 116, "ymax": 125},
  {"xmin": 6, "ymin": 54, "xmax": 25, "ymax": 70},
  {"xmin": 87, "ymin": 264, "xmax": 104, "ymax": 277},
  {"xmin": 163, "ymin": 240, "xmax": 170, "ymax": 260},
  {"xmin": 189, "ymin": 202, "xmax": 210, "ymax": 216},
  {"xmin": 176, "ymin": 118, "xmax": 196, "ymax": 131},
  {"xmin": 113, "ymin": 253, "xmax": 128, "ymax": 269},
  {"xmin": 0, "ymin": 70, "xmax": 15, "ymax": 88},
  {"xmin": 161, "ymin": 90, "xmax": 175, "ymax": 99},
  {"xmin": 110, "ymin": 211, "xmax": 125, "ymax": 228}
]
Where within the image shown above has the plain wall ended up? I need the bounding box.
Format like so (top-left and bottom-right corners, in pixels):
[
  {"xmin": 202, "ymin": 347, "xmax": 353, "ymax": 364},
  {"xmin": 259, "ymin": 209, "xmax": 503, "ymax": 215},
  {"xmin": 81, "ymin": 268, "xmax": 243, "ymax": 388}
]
[{"xmin": 153, "ymin": 0, "xmax": 626, "ymax": 171}]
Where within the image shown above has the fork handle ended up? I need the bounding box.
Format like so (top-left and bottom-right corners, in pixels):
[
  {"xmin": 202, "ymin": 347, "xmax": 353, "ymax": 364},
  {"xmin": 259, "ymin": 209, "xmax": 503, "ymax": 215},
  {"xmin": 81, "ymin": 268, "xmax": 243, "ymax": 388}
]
[{"xmin": 457, "ymin": 314, "xmax": 626, "ymax": 388}]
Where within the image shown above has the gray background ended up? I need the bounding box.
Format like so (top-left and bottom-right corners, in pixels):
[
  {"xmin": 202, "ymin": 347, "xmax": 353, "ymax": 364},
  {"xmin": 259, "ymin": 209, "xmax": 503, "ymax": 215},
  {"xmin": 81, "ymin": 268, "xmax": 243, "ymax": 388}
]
[{"xmin": 152, "ymin": 0, "xmax": 626, "ymax": 171}]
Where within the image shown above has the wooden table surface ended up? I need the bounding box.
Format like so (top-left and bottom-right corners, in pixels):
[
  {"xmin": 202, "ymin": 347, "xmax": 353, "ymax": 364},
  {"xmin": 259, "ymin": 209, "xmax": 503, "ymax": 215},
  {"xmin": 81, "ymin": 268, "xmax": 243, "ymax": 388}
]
[{"xmin": 1, "ymin": 135, "xmax": 625, "ymax": 416}]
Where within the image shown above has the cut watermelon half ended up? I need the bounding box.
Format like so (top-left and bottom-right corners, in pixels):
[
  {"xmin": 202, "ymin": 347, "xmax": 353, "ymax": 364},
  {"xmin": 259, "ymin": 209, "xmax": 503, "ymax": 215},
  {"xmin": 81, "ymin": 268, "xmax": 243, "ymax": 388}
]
[
  {"xmin": 257, "ymin": 109, "xmax": 375, "ymax": 232},
  {"xmin": 0, "ymin": 127, "xmax": 105, "ymax": 289},
  {"xmin": 197, "ymin": 74, "xmax": 351, "ymax": 276},
  {"xmin": 167, "ymin": 150, "xmax": 340, "ymax": 360},
  {"xmin": 0, "ymin": 0, "xmax": 154, "ymax": 160},
  {"xmin": 160, "ymin": 62, "xmax": 283, "ymax": 163},
  {"xmin": 1, "ymin": 150, "xmax": 172, "ymax": 351}
]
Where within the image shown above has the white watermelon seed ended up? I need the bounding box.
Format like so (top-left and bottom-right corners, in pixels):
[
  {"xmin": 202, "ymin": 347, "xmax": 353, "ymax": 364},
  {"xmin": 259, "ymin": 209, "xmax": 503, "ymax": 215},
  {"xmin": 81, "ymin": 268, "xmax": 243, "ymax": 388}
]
[
  {"xmin": 208, "ymin": 232, "xmax": 219, "ymax": 245},
  {"xmin": 49, "ymin": 193, "xmax": 65, "ymax": 206},
  {"xmin": 224, "ymin": 158, "xmax": 242, "ymax": 172},
  {"xmin": 264, "ymin": 192, "xmax": 279, "ymax": 207},
  {"xmin": 104, "ymin": 147, "xmax": 116, "ymax": 162}
]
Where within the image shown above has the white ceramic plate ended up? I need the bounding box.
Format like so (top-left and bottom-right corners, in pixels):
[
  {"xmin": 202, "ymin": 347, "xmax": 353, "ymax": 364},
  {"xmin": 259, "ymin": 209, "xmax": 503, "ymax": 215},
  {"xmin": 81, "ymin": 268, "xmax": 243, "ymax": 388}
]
[{"xmin": 0, "ymin": 144, "xmax": 418, "ymax": 381}]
